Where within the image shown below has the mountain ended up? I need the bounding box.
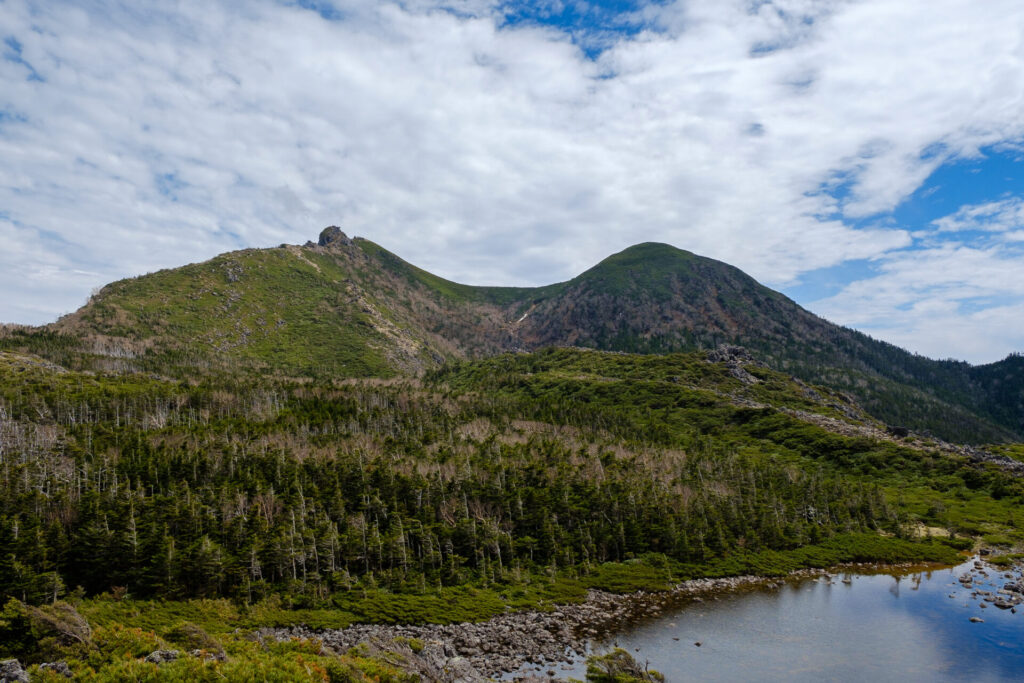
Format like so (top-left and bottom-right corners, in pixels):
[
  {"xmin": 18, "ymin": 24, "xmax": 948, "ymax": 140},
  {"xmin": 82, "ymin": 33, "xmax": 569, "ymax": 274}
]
[{"xmin": 1, "ymin": 226, "xmax": 1021, "ymax": 443}]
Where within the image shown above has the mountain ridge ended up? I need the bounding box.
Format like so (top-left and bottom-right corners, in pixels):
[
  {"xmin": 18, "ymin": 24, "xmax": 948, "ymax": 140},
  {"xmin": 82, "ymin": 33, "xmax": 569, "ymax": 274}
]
[{"xmin": 2, "ymin": 226, "xmax": 1021, "ymax": 443}]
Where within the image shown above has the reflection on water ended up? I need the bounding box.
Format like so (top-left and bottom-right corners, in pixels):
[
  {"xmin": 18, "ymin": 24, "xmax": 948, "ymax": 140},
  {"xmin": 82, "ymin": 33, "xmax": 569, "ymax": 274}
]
[{"xmin": 547, "ymin": 558, "xmax": 1024, "ymax": 682}]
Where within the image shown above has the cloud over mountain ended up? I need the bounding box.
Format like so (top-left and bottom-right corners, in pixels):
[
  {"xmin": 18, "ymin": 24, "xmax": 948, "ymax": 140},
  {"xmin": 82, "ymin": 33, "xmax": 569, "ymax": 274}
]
[{"xmin": 2, "ymin": 0, "xmax": 1023, "ymax": 361}]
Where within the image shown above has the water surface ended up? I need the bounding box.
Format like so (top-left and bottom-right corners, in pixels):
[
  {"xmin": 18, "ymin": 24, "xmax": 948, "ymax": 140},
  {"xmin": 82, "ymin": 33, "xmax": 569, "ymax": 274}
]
[{"xmin": 545, "ymin": 558, "xmax": 1024, "ymax": 682}]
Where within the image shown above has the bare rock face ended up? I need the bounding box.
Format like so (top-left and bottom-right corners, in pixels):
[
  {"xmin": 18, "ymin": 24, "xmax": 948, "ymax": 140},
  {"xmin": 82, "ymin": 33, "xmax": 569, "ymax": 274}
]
[
  {"xmin": 0, "ymin": 659, "xmax": 29, "ymax": 683},
  {"xmin": 318, "ymin": 226, "xmax": 352, "ymax": 248}
]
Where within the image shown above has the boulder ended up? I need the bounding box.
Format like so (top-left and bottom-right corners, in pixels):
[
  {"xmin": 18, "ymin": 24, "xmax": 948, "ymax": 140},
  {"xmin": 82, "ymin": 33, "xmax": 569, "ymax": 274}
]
[
  {"xmin": 318, "ymin": 226, "xmax": 352, "ymax": 248},
  {"xmin": 0, "ymin": 660, "xmax": 29, "ymax": 683},
  {"xmin": 144, "ymin": 649, "xmax": 181, "ymax": 664},
  {"xmin": 39, "ymin": 661, "xmax": 73, "ymax": 678}
]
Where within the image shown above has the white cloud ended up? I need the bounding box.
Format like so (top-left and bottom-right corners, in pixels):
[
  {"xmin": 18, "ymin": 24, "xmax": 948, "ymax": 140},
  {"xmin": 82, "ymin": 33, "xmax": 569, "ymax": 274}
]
[
  {"xmin": 814, "ymin": 243, "xmax": 1024, "ymax": 362},
  {"xmin": 932, "ymin": 197, "xmax": 1024, "ymax": 233},
  {"xmin": 813, "ymin": 197, "xmax": 1024, "ymax": 362},
  {"xmin": 2, "ymin": 0, "xmax": 1024, "ymax": 361}
]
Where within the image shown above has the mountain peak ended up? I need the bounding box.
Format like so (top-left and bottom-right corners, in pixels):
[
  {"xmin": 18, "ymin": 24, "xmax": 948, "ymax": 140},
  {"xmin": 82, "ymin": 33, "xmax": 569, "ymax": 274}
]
[{"xmin": 318, "ymin": 225, "xmax": 352, "ymax": 248}]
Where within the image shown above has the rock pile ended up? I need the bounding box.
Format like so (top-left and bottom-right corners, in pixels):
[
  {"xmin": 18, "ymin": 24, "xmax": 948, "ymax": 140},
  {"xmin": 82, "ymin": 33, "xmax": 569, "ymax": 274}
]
[
  {"xmin": 268, "ymin": 575, "xmax": 766, "ymax": 681},
  {"xmin": 0, "ymin": 659, "xmax": 28, "ymax": 683},
  {"xmin": 706, "ymin": 345, "xmax": 761, "ymax": 384}
]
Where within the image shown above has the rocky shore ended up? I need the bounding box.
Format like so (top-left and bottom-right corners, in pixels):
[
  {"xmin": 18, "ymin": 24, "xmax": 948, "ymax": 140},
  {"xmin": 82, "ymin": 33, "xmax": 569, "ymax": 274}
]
[
  {"xmin": 953, "ymin": 555, "xmax": 1024, "ymax": 619},
  {"xmin": 266, "ymin": 565, "xmax": 917, "ymax": 682}
]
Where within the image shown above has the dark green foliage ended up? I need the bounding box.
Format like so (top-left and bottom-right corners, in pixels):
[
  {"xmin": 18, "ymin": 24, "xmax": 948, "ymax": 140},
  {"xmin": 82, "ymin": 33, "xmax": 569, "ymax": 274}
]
[
  {"xmin": 1, "ymin": 345, "xmax": 1018, "ymax": 682},
  {"xmin": 584, "ymin": 648, "xmax": 665, "ymax": 682},
  {"xmin": 582, "ymin": 561, "xmax": 674, "ymax": 594},
  {"xmin": 0, "ymin": 347, "xmax": 1012, "ymax": 616},
  {"xmin": 164, "ymin": 622, "xmax": 223, "ymax": 657},
  {"xmin": 0, "ymin": 599, "xmax": 92, "ymax": 664},
  {"xmin": 0, "ymin": 599, "xmax": 35, "ymax": 659}
]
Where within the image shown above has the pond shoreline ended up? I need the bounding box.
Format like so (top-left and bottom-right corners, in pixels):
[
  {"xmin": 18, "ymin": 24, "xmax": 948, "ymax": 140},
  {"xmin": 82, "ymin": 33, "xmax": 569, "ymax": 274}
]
[{"xmin": 266, "ymin": 561, "xmax": 944, "ymax": 681}]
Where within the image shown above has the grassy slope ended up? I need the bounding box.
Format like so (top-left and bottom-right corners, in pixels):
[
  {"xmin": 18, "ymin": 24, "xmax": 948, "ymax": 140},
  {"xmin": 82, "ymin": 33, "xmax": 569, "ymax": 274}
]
[
  {"xmin": 48, "ymin": 246, "xmax": 405, "ymax": 378},
  {"xmin": 353, "ymin": 238, "xmax": 555, "ymax": 306}
]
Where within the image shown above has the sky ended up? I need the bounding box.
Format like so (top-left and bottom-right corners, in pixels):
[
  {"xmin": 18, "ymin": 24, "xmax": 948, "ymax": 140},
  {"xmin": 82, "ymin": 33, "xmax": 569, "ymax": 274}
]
[{"xmin": 2, "ymin": 0, "xmax": 1024, "ymax": 364}]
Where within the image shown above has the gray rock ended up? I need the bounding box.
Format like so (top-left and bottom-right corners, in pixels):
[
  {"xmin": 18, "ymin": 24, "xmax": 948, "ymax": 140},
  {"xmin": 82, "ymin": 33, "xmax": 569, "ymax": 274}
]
[
  {"xmin": 144, "ymin": 649, "xmax": 180, "ymax": 664},
  {"xmin": 190, "ymin": 649, "xmax": 227, "ymax": 662},
  {"xmin": 0, "ymin": 659, "xmax": 29, "ymax": 683},
  {"xmin": 39, "ymin": 661, "xmax": 73, "ymax": 678},
  {"xmin": 263, "ymin": 574, "xmax": 782, "ymax": 680},
  {"xmin": 318, "ymin": 226, "xmax": 351, "ymax": 247},
  {"xmin": 707, "ymin": 345, "xmax": 755, "ymax": 365}
]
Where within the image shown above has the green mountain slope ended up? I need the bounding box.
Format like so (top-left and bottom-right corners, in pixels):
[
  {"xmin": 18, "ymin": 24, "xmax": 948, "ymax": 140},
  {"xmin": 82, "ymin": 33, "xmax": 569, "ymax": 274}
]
[
  {"xmin": 1, "ymin": 227, "xmax": 1021, "ymax": 443},
  {"xmin": 508, "ymin": 243, "xmax": 1022, "ymax": 443}
]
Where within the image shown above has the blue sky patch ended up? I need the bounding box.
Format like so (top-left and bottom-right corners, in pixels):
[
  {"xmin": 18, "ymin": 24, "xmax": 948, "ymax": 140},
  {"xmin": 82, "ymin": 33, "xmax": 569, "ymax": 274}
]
[
  {"xmin": 788, "ymin": 146, "xmax": 1024, "ymax": 306},
  {"xmin": 282, "ymin": 0, "xmax": 346, "ymax": 21},
  {"xmin": 0, "ymin": 109, "xmax": 28, "ymax": 127},
  {"xmin": 782, "ymin": 258, "xmax": 879, "ymax": 304},
  {"xmin": 890, "ymin": 147, "xmax": 1024, "ymax": 232},
  {"xmin": 3, "ymin": 35, "xmax": 44, "ymax": 82},
  {"xmin": 155, "ymin": 172, "xmax": 187, "ymax": 202},
  {"xmin": 500, "ymin": 0, "xmax": 664, "ymax": 58}
]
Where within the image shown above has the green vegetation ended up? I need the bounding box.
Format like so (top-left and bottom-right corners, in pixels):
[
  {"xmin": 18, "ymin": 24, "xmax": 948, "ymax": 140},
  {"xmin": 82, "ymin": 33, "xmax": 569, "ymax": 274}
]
[
  {"xmin": 987, "ymin": 553, "xmax": 1024, "ymax": 567},
  {"xmin": 1, "ymin": 348, "xmax": 1010, "ymax": 606},
  {"xmin": 987, "ymin": 443, "xmax": 1024, "ymax": 463},
  {"xmin": 2, "ymin": 234, "xmax": 1022, "ymax": 443},
  {"xmin": 0, "ymin": 597, "xmax": 416, "ymax": 682},
  {"xmin": 1, "ymin": 348, "xmax": 1013, "ymax": 600},
  {"xmin": 0, "ymin": 246, "xmax": 403, "ymax": 378},
  {"xmin": 0, "ymin": 343, "xmax": 1019, "ymax": 679},
  {"xmin": 580, "ymin": 647, "xmax": 665, "ymax": 682}
]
